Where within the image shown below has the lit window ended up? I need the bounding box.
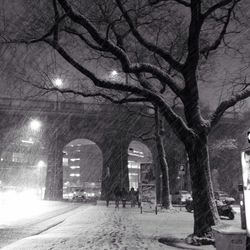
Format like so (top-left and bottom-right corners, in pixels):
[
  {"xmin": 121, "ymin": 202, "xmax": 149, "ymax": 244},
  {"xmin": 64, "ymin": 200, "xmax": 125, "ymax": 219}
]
[
  {"xmin": 63, "ymin": 157, "xmax": 68, "ymax": 166},
  {"xmin": 129, "ymin": 173, "xmax": 138, "ymax": 176},
  {"xmin": 70, "ymin": 158, "xmax": 80, "ymax": 162},
  {"xmin": 128, "ymin": 152, "xmax": 144, "ymax": 158},
  {"xmin": 128, "ymin": 162, "xmax": 140, "ymax": 169},
  {"xmin": 70, "ymin": 173, "xmax": 80, "ymax": 177},
  {"xmin": 70, "ymin": 166, "xmax": 80, "ymax": 169}
]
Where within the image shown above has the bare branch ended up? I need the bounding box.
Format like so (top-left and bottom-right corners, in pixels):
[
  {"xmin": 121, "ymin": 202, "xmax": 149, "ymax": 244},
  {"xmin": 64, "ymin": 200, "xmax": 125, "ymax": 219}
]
[
  {"xmin": 44, "ymin": 36, "xmax": 193, "ymax": 143},
  {"xmin": 200, "ymin": 1, "xmax": 236, "ymax": 58},
  {"xmin": 44, "ymin": 39, "xmax": 148, "ymax": 95},
  {"xmin": 149, "ymin": 0, "xmax": 190, "ymax": 7},
  {"xmin": 52, "ymin": 0, "xmax": 59, "ymax": 43},
  {"xmin": 1, "ymin": 14, "xmax": 67, "ymax": 45},
  {"xmin": 115, "ymin": 0, "xmax": 184, "ymax": 73},
  {"xmin": 174, "ymin": 0, "xmax": 191, "ymax": 7},
  {"xmin": 63, "ymin": 27, "xmax": 107, "ymax": 51},
  {"xmin": 56, "ymin": 0, "xmax": 183, "ymax": 96},
  {"xmin": 33, "ymin": 84, "xmax": 149, "ymax": 104},
  {"xmin": 202, "ymin": 0, "xmax": 238, "ymax": 19},
  {"xmin": 210, "ymin": 88, "xmax": 250, "ymax": 128}
]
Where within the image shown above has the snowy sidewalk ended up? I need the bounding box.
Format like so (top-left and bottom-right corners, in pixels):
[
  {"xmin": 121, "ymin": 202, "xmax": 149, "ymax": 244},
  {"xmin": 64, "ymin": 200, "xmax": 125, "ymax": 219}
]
[{"xmin": 1, "ymin": 204, "xmax": 216, "ymax": 250}]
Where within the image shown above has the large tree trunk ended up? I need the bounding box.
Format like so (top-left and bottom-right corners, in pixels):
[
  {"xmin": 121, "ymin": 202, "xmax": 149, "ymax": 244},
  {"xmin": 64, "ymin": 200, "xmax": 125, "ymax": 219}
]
[
  {"xmin": 187, "ymin": 136, "xmax": 220, "ymax": 236},
  {"xmin": 155, "ymin": 108, "xmax": 172, "ymax": 209}
]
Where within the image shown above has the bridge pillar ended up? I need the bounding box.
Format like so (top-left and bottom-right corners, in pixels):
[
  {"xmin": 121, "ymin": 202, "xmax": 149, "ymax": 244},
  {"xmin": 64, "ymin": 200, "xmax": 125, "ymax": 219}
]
[
  {"xmin": 142, "ymin": 141, "xmax": 161, "ymax": 204},
  {"xmin": 100, "ymin": 135, "xmax": 129, "ymax": 200},
  {"xmin": 44, "ymin": 133, "xmax": 64, "ymax": 201}
]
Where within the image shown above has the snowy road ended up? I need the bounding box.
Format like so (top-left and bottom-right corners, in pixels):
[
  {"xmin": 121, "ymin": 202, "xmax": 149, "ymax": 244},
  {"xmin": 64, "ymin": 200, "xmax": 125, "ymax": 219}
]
[
  {"xmin": 0, "ymin": 203, "xmax": 238, "ymax": 250},
  {"xmin": 0, "ymin": 200, "xmax": 83, "ymax": 248}
]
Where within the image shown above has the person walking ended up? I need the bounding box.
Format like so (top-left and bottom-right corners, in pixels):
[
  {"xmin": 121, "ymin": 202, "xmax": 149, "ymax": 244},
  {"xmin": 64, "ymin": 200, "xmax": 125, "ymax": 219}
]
[
  {"xmin": 130, "ymin": 187, "xmax": 136, "ymax": 207},
  {"xmin": 121, "ymin": 187, "xmax": 128, "ymax": 208},
  {"xmin": 106, "ymin": 190, "xmax": 111, "ymax": 207},
  {"xmin": 114, "ymin": 186, "xmax": 121, "ymax": 209}
]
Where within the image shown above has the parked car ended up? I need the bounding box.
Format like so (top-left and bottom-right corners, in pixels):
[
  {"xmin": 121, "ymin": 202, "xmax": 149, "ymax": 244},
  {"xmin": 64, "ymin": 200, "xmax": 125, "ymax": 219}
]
[
  {"xmin": 171, "ymin": 190, "xmax": 192, "ymax": 204},
  {"xmin": 214, "ymin": 191, "xmax": 235, "ymax": 204},
  {"xmin": 72, "ymin": 188, "xmax": 86, "ymax": 201}
]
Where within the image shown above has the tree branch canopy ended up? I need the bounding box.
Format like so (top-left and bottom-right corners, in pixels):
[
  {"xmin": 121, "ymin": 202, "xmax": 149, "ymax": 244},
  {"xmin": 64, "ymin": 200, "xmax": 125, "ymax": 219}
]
[
  {"xmin": 1, "ymin": 0, "xmax": 246, "ymax": 143},
  {"xmin": 57, "ymin": 0, "xmax": 183, "ymax": 96},
  {"xmin": 115, "ymin": 0, "xmax": 184, "ymax": 73},
  {"xmin": 210, "ymin": 88, "xmax": 250, "ymax": 129},
  {"xmin": 44, "ymin": 37, "xmax": 193, "ymax": 144},
  {"xmin": 202, "ymin": 0, "xmax": 239, "ymax": 19}
]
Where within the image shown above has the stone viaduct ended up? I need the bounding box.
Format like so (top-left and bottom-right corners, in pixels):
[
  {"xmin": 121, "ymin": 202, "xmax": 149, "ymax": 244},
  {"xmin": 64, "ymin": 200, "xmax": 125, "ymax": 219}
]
[
  {"xmin": 0, "ymin": 97, "xmax": 244, "ymax": 201},
  {"xmin": 0, "ymin": 97, "xmax": 162, "ymax": 200}
]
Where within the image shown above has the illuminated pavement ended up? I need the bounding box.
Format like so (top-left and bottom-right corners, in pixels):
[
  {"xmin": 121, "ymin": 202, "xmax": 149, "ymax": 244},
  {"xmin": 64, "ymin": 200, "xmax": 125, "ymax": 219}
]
[
  {"xmin": 0, "ymin": 204, "xmax": 242, "ymax": 250},
  {"xmin": 0, "ymin": 194, "xmax": 84, "ymax": 248}
]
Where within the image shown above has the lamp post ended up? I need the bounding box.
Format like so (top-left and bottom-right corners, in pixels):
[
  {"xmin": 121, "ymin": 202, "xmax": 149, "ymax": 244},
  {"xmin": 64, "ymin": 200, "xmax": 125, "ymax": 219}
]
[
  {"xmin": 52, "ymin": 78, "xmax": 63, "ymax": 199},
  {"xmin": 53, "ymin": 78, "xmax": 63, "ymax": 111},
  {"xmin": 37, "ymin": 160, "xmax": 46, "ymax": 199},
  {"xmin": 27, "ymin": 119, "xmax": 42, "ymax": 146}
]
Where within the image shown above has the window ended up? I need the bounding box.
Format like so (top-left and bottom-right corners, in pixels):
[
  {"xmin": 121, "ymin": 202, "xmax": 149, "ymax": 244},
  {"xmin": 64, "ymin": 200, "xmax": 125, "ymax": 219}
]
[
  {"xmin": 12, "ymin": 152, "xmax": 27, "ymax": 163},
  {"xmin": 63, "ymin": 157, "xmax": 68, "ymax": 166},
  {"xmin": 70, "ymin": 166, "xmax": 80, "ymax": 169},
  {"xmin": 70, "ymin": 173, "xmax": 80, "ymax": 177}
]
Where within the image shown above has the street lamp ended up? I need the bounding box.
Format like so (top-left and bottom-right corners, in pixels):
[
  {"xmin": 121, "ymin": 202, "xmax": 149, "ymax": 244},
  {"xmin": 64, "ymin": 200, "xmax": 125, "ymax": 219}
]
[
  {"xmin": 30, "ymin": 119, "xmax": 42, "ymax": 132},
  {"xmin": 52, "ymin": 78, "xmax": 64, "ymax": 199},
  {"xmin": 53, "ymin": 78, "xmax": 63, "ymax": 88},
  {"xmin": 37, "ymin": 160, "xmax": 46, "ymax": 168},
  {"xmin": 110, "ymin": 70, "xmax": 118, "ymax": 78},
  {"xmin": 52, "ymin": 78, "xmax": 63, "ymax": 111},
  {"xmin": 37, "ymin": 160, "xmax": 46, "ymax": 199}
]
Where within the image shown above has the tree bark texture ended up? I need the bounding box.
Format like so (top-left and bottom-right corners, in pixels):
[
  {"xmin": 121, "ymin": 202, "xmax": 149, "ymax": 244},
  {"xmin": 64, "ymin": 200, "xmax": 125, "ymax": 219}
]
[
  {"xmin": 186, "ymin": 137, "xmax": 220, "ymax": 236},
  {"xmin": 155, "ymin": 108, "xmax": 171, "ymax": 209}
]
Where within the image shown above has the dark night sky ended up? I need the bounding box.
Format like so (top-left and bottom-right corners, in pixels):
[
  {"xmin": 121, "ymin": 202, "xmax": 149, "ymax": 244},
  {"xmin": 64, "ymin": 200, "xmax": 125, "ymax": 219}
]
[{"xmin": 0, "ymin": 1, "xmax": 250, "ymax": 112}]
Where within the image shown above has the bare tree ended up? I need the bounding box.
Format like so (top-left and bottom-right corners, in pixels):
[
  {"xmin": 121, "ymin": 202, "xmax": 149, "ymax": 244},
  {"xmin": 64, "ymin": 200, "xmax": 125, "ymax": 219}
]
[
  {"xmin": 154, "ymin": 106, "xmax": 172, "ymax": 209},
  {"xmin": 1, "ymin": 0, "xmax": 249, "ymax": 238}
]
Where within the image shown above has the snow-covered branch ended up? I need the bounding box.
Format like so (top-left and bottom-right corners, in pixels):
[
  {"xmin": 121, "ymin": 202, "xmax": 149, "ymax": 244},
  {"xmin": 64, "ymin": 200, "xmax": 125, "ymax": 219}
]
[
  {"xmin": 115, "ymin": 0, "xmax": 184, "ymax": 73},
  {"xmin": 210, "ymin": 88, "xmax": 250, "ymax": 129}
]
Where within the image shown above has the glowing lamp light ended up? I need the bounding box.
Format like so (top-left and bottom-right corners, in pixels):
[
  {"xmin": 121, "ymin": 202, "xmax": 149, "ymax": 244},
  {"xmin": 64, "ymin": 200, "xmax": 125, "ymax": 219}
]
[
  {"xmin": 30, "ymin": 119, "xmax": 42, "ymax": 131},
  {"xmin": 53, "ymin": 78, "xmax": 63, "ymax": 88},
  {"xmin": 37, "ymin": 160, "xmax": 46, "ymax": 168},
  {"xmin": 110, "ymin": 70, "xmax": 118, "ymax": 77}
]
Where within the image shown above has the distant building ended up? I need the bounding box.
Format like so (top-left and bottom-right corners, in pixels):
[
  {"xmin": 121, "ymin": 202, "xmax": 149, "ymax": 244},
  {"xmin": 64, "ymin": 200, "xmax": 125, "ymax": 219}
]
[{"xmin": 63, "ymin": 141, "xmax": 102, "ymax": 189}]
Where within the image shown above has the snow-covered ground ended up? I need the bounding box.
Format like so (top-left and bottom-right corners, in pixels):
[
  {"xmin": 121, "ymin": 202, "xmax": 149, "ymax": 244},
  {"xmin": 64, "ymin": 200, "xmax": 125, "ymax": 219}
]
[
  {"xmin": 0, "ymin": 195, "xmax": 81, "ymax": 227},
  {"xmin": 0, "ymin": 203, "xmax": 224, "ymax": 250}
]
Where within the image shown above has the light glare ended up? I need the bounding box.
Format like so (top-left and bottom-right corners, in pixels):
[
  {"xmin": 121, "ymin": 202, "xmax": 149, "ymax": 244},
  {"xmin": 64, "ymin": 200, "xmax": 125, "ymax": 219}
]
[
  {"xmin": 37, "ymin": 160, "xmax": 46, "ymax": 168},
  {"xmin": 53, "ymin": 78, "xmax": 63, "ymax": 87},
  {"xmin": 30, "ymin": 119, "xmax": 42, "ymax": 131},
  {"xmin": 111, "ymin": 70, "xmax": 118, "ymax": 77}
]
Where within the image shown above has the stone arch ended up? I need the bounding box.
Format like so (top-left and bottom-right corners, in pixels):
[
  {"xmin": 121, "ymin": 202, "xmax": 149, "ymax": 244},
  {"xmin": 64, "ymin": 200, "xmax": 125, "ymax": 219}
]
[{"xmin": 62, "ymin": 138, "xmax": 103, "ymax": 200}]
